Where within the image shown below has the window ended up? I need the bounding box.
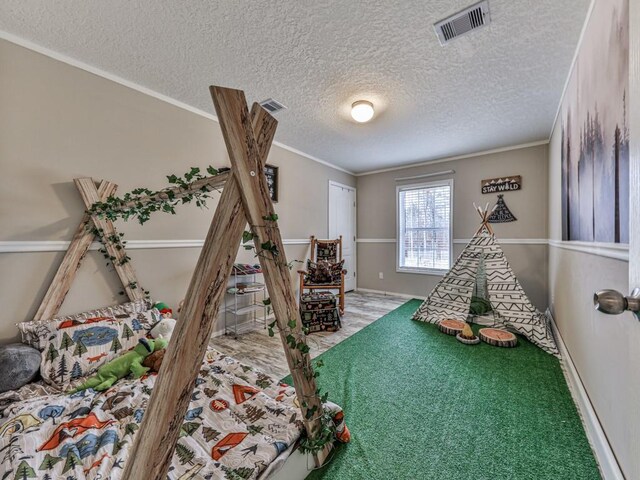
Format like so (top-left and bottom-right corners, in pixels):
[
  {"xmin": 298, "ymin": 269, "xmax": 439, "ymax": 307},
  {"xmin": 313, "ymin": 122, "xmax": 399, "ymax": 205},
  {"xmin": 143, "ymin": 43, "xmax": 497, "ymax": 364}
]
[{"xmin": 397, "ymin": 179, "xmax": 452, "ymax": 274}]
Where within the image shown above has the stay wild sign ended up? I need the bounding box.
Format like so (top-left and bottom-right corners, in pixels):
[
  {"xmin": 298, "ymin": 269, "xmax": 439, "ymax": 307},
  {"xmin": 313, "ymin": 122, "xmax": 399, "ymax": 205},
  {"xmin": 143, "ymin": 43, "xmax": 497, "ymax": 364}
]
[{"xmin": 481, "ymin": 175, "xmax": 522, "ymax": 194}]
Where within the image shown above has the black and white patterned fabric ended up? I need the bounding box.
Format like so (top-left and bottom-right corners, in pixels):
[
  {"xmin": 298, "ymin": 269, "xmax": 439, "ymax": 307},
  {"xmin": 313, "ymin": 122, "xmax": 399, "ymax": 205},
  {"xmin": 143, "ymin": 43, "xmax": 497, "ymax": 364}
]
[{"xmin": 412, "ymin": 227, "xmax": 559, "ymax": 356}]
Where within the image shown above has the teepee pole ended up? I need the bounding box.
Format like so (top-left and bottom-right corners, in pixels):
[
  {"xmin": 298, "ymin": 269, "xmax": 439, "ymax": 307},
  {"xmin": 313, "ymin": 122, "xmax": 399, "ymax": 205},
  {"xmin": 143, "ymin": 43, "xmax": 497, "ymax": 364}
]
[
  {"xmin": 210, "ymin": 86, "xmax": 332, "ymax": 466},
  {"xmin": 122, "ymin": 101, "xmax": 276, "ymax": 480},
  {"xmin": 75, "ymin": 178, "xmax": 146, "ymax": 301},
  {"xmin": 473, "ymin": 202, "xmax": 495, "ymax": 236},
  {"xmin": 34, "ymin": 180, "xmax": 118, "ymax": 321},
  {"xmin": 108, "ymin": 172, "xmax": 230, "ymax": 213}
]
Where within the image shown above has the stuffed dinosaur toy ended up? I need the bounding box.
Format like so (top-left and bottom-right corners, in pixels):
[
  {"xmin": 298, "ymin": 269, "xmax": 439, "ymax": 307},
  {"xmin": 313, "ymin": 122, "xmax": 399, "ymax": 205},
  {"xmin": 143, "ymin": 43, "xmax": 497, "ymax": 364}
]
[{"xmin": 70, "ymin": 337, "xmax": 168, "ymax": 393}]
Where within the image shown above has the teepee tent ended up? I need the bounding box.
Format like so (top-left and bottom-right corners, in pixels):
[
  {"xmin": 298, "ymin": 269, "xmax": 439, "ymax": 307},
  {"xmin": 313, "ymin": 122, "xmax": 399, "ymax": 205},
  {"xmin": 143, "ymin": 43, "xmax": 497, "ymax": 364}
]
[{"xmin": 412, "ymin": 204, "xmax": 559, "ymax": 356}]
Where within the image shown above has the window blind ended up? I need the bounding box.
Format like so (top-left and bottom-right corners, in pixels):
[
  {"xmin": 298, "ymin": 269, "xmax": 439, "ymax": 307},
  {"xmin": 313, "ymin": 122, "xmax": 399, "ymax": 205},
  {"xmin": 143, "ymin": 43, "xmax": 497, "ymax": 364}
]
[{"xmin": 398, "ymin": 181, "xmax": 452, "ymax": 271}]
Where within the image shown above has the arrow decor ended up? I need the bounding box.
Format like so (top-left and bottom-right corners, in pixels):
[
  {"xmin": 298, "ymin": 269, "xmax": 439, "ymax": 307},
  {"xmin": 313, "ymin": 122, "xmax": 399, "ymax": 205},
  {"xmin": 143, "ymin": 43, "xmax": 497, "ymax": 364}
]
[{"xmin": 488, "ymin": 195, "xmax": 517, "ymax": 223}]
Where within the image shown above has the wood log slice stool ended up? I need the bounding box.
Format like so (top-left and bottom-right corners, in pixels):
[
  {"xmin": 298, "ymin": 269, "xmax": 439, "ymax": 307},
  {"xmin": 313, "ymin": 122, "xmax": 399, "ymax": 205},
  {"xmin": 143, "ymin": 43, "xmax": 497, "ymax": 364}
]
[
  {"xmin": 438, "ymin": 319, "xmax": 466, "ymax": 336},
  {"xmin": 479, "ymin": 328, "xmax": 518, "ymax": 348}
]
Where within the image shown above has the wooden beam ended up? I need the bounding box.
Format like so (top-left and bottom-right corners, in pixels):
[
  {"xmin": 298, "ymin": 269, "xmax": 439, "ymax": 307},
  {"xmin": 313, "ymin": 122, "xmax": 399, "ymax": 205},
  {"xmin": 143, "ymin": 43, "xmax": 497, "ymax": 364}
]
[
  {"xmin": 108, "ymin": 171, "xmax": 230, "ymax": 213},
  {"xmin": 210, "ymin": 86, "xmax": 331, "ymax": 466},
  {"xmin": 33, "ymin": 180, "xmax": 118, "ymax": 321},
  {"xmin": 74, "ymin": 178, "xmax": 145, "ymax": 301},
  {"xmin": 122, "ymin": 102, "xmax": 277, "ymax": 480}
]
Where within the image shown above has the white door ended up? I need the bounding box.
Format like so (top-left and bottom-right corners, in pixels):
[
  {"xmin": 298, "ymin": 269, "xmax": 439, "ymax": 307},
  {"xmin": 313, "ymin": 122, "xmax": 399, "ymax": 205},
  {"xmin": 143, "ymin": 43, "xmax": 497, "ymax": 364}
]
[{"xmin": 328, "ymin": 181, "xmax": 356, "ymax": 292}]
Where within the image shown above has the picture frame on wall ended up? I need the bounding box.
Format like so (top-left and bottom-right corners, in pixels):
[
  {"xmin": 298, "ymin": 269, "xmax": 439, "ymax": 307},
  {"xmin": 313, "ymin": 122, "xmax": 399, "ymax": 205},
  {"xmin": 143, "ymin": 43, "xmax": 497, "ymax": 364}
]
[{"xmin": 264, "ymin": 164, "xmax": 279, "ymax": 202}]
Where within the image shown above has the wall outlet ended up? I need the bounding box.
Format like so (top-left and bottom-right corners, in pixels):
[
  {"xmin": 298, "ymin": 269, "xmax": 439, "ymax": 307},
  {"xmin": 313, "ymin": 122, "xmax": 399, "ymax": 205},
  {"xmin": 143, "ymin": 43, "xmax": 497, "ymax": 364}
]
[{"xmin": 378, "ymin": 272, "xmax": 384, "ymax": 279}]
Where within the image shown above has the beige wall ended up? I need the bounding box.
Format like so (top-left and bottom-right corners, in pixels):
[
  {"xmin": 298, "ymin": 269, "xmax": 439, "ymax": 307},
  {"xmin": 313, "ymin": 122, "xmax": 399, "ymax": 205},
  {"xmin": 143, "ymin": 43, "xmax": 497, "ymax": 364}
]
[
  {"xmin": 0, "ymin": 39, "xmax": 354, "ymax": 343},
  {"xmin": 356, "ymin": 144, "xmax": 549, "ymax": 309}
]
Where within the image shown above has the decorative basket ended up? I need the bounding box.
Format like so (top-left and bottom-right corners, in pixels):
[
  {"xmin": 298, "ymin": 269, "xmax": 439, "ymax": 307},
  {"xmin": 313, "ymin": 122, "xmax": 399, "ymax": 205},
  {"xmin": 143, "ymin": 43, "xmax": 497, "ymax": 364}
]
[{"xmin": 456, "ymin": 334, "xmax": 481, "ymax": 345}]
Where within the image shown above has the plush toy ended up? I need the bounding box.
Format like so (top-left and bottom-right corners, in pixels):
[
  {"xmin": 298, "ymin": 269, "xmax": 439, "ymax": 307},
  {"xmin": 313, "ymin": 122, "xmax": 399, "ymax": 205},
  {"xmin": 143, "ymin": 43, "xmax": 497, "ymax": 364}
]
[
  {"xmin": 154, "ymin": 302, "xmax": 173, "ymax": 318},
  {"xmin": 460, "ymin": 323, "xmax": 475, "ymax": 339},
  {"xmin": 70, "ymin": 338, "xmax": 168, "ymax": 393},
  {"xmin": 150, "ymin": 317, "xmax": 176, "ymax": 340},
  {"xmin": 142, "ymin": 348, "xmax": 166, "ymax": 372}
]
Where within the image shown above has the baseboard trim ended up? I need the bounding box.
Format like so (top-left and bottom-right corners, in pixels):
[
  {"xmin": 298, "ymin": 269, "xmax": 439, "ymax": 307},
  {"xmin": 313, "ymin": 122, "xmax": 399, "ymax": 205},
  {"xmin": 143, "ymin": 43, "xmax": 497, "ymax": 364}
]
[
  {"xmin": 356, "ymin": 287, "xmax": 426, "ymax": 300},
  {"xmin": 550, "ymin": 314, "xmax": 625, "ymax": 480},
  {"xmin": 0, "ymin": 239, "xmax": 311, "ymax": 253}
]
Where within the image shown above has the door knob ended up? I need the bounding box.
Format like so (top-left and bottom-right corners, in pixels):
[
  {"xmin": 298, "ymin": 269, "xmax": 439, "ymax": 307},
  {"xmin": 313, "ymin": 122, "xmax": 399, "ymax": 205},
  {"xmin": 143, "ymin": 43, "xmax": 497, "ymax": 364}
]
[{"xmin": 593, "ymin": 288, "xmax": 640, "ymax": 317}]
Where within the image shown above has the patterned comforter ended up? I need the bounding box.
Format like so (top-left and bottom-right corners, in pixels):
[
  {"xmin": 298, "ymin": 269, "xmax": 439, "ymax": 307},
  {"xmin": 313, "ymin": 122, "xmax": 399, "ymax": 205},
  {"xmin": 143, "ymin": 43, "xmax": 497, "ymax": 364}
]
[{"xmin": 0, "ymin": 348, "xmax": 332, "ymax": 480}]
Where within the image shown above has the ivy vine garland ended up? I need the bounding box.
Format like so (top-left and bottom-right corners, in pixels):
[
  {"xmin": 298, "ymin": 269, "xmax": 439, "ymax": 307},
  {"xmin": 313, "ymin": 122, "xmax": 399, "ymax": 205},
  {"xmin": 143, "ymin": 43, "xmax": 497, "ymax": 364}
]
[{"xmin": 85, "ymin": 165, "xmax": 337, "ymax": 454}]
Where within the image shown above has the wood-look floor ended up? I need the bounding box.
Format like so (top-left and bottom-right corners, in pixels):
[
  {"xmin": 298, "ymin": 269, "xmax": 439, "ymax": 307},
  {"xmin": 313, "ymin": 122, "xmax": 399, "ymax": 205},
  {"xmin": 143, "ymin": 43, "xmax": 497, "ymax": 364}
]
[{"xmin": 210, "ymin": 291, "xmax": 409, "ymax": 379}]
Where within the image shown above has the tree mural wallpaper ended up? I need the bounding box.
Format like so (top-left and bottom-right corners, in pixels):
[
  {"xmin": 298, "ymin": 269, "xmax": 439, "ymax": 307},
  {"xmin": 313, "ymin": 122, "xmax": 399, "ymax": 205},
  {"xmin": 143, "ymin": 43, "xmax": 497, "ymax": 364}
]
[{"xmin": 561, "ymin": 0, "xmax": 629, "ymax": 243}]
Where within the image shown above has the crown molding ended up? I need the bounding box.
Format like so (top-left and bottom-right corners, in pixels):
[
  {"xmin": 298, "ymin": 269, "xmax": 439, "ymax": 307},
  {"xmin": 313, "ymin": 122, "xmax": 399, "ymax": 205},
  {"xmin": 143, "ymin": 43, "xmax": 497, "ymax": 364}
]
[
  {"xmin": 354, "ymin": 140, "xmax": 549, "ymax": 177},
  {"xmin": 0, "ymin": 30, "xmax": 354, "ymax": 176},
  {"xmin": 0, "ymin": 31, "xmax": 556, "ymax": 178}
]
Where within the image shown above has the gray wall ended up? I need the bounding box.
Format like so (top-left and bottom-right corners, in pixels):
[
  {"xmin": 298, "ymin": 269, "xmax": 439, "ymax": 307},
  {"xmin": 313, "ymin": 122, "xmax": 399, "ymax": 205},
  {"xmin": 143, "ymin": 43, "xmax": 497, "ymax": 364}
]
[
  {"xmin": 0, "ymin": 39, "xmax": 354, "ymax": 343},
  {"xmin": 356, "ymin": 144, "xmax": 549, "ymax": 309}
]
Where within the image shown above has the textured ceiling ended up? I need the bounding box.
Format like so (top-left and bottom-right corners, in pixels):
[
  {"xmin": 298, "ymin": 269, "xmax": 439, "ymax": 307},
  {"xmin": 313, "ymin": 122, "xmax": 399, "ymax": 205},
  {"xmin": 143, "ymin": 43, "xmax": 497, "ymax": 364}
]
[{"xmin": 0, "ymin": 0, "xmax": 591, "ymax": 173}]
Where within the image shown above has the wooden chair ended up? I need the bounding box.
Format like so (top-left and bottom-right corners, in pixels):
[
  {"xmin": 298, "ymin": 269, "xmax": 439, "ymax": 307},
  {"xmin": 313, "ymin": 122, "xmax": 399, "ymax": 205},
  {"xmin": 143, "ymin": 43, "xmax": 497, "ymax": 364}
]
[{"xmin": 298, "ymin": 235, "xmax": 345, "ymax": 314}]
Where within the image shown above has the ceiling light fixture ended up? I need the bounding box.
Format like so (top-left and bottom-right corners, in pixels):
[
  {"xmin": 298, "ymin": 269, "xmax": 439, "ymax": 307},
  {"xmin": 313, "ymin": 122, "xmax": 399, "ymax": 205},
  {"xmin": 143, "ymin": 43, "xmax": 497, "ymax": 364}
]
[{"xmin": 351, "ymin": 100, "xmax": 375, "ymax": 123}]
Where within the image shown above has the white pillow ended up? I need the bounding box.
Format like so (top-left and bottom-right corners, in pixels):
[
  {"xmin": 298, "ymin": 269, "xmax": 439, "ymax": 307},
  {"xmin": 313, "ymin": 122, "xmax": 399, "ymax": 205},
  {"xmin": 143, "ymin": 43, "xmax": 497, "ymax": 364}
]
[
  {"xmin": 39, "ymin": 308, "xmax": 160, "ymax": 389},
  {"xmin": 18, "ymin": 298, "xmax": 154, "ymax": 351}
]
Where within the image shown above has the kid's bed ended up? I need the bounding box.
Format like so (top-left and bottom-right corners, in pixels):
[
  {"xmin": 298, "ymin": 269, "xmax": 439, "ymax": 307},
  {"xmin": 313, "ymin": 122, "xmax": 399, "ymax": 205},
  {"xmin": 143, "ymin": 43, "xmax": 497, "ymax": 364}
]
[
  {"xmin": 0, "ymin": 344, "xmax": 345, "ymax": 480},
  {"xmin": 3, "ymin": 86, "xmax": 345, "ymax": 479}
]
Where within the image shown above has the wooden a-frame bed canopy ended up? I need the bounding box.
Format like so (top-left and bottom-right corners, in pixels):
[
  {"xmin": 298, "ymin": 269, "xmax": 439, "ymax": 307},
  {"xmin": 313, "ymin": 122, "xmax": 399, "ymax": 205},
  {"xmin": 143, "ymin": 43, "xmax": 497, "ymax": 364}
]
[{"xmin": 33, "ymin": 86, "xmax": 331, "ymax": 479}]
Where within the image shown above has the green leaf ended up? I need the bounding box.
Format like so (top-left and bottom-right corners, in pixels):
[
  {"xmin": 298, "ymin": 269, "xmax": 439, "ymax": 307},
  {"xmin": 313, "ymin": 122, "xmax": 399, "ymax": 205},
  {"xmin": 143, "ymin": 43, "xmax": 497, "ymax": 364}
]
[
  {"xmin": 287, "ymin": 319, "xmax": 296, "ymax": 329},
  {"xmin": 242, "ymin": 230, "xmax": 255, "ymax": 244},
  {"xmin": 206, "ymin": 166, "xmax": 218, "ymax": 176}
]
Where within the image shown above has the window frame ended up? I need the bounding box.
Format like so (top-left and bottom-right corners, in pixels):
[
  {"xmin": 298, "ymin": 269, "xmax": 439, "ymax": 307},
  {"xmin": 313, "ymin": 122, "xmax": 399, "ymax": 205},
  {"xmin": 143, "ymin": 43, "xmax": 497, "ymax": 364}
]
[{"xmin": 396, "ymin": 178, "xmax": 454, "ymax": 275}]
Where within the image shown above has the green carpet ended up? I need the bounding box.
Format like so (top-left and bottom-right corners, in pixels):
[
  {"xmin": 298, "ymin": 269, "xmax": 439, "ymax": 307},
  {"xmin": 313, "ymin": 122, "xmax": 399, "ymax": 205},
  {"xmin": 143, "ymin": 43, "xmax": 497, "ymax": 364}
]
[{"xmin": 284, "ymin": 300, "xmax": 600, "ymax": 480}]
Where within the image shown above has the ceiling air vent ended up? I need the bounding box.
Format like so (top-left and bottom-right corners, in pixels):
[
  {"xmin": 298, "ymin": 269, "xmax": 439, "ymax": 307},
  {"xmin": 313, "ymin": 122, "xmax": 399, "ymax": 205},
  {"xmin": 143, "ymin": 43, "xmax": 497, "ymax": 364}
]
[
  {"xmin": 259, "ymin": 98, "xmax": 287, "ymax": 114},
  {"xmin": 434, "ymin": 0, "xmax": 490, "ymax": 45}
]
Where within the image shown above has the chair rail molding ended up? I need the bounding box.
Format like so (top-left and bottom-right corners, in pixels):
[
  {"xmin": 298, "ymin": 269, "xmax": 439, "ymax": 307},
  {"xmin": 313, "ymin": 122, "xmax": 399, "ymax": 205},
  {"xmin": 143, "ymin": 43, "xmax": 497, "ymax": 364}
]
[
  {"xmin": 4, "ymin": 238, "xmax": 629, "ymax": 262},
  {"xmin": 548, "ymin": 240, "xmax": 629, "ymax": 262},
  {"xmin": 356, "ymin": 238, "xmax": 548, "ymax": 245},
  {"xmin": 0, "ymin": 239, "xmax": 311, "ymax": 253}
]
